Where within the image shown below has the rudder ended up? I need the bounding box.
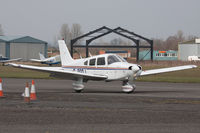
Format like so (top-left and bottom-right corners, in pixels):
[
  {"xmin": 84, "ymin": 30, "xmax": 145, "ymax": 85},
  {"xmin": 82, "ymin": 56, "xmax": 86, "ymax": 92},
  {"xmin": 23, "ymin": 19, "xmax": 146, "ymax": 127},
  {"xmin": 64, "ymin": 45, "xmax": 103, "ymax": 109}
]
[
  {"xmin": 58, "ymin": 40, "xmax": 74, "ymax": 66},
  {"xmin": 39, "ymin": 53, "xmax": 45, "ymax": 60}
]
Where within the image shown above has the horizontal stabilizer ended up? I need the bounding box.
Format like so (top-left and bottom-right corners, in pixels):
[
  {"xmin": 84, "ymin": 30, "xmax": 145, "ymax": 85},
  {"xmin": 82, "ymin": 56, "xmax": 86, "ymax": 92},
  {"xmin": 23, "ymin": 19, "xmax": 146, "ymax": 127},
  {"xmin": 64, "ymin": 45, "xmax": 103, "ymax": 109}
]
[{"xmin": 30, "ymin": 59, "xmax": 43, "ymax": 62}]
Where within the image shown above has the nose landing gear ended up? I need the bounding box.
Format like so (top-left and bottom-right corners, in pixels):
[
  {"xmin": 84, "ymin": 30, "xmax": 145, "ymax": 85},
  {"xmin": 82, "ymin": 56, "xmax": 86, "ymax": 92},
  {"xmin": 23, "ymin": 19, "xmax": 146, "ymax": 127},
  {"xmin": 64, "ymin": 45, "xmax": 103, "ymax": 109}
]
[{"xmin": 121, "ymin": 81, "xmax": 136, "ymax": 93}]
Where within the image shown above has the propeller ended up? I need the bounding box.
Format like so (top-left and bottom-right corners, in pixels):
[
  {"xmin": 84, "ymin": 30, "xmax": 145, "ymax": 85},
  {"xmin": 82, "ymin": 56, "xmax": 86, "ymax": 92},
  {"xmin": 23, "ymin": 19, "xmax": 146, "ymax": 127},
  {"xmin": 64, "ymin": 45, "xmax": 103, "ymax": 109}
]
[{"xmin": 128, "ymin": 64, "xmax": 142, "ymax": 83}]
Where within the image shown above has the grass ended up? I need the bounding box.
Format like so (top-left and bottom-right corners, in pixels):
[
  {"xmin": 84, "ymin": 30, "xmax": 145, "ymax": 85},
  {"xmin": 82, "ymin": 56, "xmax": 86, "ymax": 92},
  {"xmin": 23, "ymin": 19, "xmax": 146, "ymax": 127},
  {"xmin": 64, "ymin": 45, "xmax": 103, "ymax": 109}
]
[
  {"xmin": 0, "ymin": 61, "xmax": 200, "ymax": 83},
  {"xmin": 137, "ymin": 61, "xmax": 200, "ymax": 83},
  {"xmin": 0, "ymin": 65, "xmax": 50, "ymax": 79}
]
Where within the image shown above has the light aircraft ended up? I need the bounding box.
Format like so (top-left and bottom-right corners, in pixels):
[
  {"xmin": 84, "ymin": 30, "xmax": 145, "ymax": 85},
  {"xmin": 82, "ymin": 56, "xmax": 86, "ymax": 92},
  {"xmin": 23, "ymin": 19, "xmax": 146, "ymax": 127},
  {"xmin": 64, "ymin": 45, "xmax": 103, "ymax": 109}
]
[
  {"xmin": 0, "ymin": 55, "xmax": 22, "ymax": 65},
  {"xmin": 30, "ymin": 53, "xmax": 61, "ymax": 66},
  {"xmin": 8, "ymin": 40, "xmax": 197, "ymax": 93}
]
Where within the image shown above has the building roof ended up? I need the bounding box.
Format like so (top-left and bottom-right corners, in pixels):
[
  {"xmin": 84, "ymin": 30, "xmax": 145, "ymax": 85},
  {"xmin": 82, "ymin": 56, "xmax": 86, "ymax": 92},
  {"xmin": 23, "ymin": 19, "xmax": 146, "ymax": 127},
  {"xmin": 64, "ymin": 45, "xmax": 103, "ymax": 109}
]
[
  {"xmin": 0, "ymin": 35, "xmax": 47, "ymax": 44},
  {"xmin": 179, "ymin": 39, "xmax": 200, "ymax": 44},
  {"xmin": 140, "ymin": 50, "xmax": 177, "ymax": 53}
]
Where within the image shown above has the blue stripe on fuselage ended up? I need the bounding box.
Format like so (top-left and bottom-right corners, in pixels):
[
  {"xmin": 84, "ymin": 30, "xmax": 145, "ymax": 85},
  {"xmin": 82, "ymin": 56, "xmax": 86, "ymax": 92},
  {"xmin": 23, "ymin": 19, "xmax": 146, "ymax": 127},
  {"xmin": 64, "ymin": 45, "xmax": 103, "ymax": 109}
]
[{"xmin": 62, "ymin": 66, "xmax": 128, "ymax": 70}]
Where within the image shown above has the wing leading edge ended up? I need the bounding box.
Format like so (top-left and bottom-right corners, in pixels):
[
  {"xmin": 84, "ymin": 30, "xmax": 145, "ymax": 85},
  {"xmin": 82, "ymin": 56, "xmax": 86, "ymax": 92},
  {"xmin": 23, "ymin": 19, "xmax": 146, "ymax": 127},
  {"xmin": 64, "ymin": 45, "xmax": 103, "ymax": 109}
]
[
  {"xmin": 140, "ymin": 65, "xmax": 197, "ymax": 76},
  {"xmin": 8, "ymin": 63, "xmax": 107, "ymax": 81}
]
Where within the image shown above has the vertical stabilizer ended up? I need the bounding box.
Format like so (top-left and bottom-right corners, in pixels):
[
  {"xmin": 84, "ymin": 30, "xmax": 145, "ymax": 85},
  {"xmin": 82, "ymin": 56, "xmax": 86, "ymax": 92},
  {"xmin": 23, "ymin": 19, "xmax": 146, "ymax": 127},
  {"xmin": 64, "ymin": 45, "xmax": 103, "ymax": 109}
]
[
  {"xmin": 39, "ymin": 53, "xmax": 45, "ymax": 60},
  {"xmin": 58, "ymin": 40, "xmax": 74, "ymax": 66}
]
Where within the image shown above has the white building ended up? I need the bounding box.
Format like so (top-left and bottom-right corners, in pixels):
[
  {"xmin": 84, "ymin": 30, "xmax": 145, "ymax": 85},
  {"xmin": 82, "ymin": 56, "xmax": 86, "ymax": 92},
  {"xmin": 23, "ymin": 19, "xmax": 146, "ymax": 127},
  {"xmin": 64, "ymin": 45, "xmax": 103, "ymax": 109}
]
[{"xmin": 178, "ymin": 39, "xmax": 200, "ymax": 61}]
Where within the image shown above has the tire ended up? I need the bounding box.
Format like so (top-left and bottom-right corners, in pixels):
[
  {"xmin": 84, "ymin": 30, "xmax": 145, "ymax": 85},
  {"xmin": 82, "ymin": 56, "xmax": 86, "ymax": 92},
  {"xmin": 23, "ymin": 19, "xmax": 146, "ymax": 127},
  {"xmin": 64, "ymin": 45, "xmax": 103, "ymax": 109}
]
[{"xmin": 75, "ymin": 89, "xmax": 82, "ymax": 93}]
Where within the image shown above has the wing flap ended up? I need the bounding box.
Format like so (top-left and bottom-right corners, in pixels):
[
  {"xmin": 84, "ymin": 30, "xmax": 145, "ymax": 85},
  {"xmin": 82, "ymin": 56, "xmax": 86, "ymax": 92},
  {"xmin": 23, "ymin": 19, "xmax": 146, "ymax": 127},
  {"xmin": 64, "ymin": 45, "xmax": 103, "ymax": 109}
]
[
  {"xmin": 140, "ymin": 65, "xmax": 197, "ymax": 76},
  {"xmin": 8, "ymin": 63, "xmax": 107, "ymax": 80}
]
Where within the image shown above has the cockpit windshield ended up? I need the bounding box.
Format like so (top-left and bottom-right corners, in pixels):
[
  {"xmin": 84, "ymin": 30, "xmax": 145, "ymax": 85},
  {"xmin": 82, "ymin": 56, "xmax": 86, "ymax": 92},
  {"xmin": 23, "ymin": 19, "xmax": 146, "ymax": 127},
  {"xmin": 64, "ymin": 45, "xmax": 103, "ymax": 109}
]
[
  {"xmin": 116, "ymin": 55, "xmax": 127, "ymax": 62},
  {"xmin": 107, "ymin": 55, "xmax": 121, "ymax": 65}
]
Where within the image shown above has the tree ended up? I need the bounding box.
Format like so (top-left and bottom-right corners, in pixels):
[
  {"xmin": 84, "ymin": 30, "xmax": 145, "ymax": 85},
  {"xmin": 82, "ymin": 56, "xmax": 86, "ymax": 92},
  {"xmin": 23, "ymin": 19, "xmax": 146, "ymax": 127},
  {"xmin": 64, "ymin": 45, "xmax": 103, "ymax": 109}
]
[
  {"xmin": 176, "ymin": 30, "xmax": 185, "ymax": 42},
  {"xmin": 153, "ymin": 38, "xmax": 165, "ymax": 50},
  {"xmin": 0, "ymin": 24, "xmax": 4, "ymax": 36},
  {"xmin": 187, "ymin": 35, "xmax": 197, "ymax": 40},
  {"xmin": 60, "ymin": 24, "xmax": 71, "ymax": 48},
  {"xmin": 165, "ymin": 36, "xmax": 179, "ymax": 50},
  {"xmin": 110, "ymin": 38, "xmax": 124, "ymax": 45},
  {"xmin": 71, "ymin": 23, "xmax": 83, "ymax": 45}
]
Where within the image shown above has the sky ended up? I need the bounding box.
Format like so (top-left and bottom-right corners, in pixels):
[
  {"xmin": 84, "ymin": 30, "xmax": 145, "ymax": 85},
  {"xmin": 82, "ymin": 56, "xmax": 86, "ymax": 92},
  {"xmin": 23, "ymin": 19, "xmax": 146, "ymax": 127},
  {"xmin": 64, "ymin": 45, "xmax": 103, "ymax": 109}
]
[{"xmin": 0, "ymin": 0, "xmax": 200, "ymax": 44}]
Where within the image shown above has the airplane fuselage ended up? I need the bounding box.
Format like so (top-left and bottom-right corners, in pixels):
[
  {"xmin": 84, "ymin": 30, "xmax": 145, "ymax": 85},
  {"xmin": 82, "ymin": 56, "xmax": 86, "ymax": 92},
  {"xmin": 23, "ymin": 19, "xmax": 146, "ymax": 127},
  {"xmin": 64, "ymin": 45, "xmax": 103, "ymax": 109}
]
[{"xmin": 61, "ymin": 54, "xmax": 140, "ymax": 81}]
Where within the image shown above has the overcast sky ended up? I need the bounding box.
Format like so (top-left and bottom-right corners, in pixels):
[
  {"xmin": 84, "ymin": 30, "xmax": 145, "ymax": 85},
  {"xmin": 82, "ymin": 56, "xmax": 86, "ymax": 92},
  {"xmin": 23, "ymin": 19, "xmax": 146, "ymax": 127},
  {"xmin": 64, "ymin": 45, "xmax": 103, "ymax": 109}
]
[{"xmin": 0, "ymin": 0, "xmax": 200, "ymax": 43}]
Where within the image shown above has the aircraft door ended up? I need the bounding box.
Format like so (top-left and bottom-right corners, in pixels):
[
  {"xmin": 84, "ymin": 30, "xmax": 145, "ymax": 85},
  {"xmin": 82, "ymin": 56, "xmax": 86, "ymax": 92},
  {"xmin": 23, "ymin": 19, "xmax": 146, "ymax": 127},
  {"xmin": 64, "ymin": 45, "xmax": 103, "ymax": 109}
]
[{"xmin": 96, "ymin": 57, "xmax": 107, "ymax": 75}]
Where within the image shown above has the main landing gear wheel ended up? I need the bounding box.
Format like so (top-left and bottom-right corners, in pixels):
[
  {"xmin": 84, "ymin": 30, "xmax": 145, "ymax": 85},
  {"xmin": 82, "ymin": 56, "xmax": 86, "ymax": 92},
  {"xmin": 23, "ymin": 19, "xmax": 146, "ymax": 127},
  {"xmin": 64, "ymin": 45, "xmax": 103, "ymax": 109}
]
[{"xmin": 73, "ymin": 78, "xmax": 84, "ymax": 93}]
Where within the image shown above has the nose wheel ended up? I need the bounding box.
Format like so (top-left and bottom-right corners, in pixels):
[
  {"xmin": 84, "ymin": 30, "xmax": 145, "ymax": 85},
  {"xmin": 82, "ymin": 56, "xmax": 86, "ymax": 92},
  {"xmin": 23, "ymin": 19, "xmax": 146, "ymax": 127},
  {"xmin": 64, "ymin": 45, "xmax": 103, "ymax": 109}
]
[{"xmin": 122, "ymin": 81, "xmax": 136, "ymax": 93}]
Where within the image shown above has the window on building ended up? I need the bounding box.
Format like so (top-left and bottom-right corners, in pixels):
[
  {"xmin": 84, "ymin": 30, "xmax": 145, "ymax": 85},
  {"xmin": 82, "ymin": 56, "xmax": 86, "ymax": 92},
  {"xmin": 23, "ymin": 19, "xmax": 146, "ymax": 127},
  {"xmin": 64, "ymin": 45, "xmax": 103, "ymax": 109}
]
[
  {"xmin": 171, "ymin": 53, "xmax": 177, "ymax": 57},
  {"xmin": 97, "ymin": 57, "xmax": 105, "ymax": 65},
  {"xmin": 89, "ymin": 58, "xmax": 96, "ymax": 66}
]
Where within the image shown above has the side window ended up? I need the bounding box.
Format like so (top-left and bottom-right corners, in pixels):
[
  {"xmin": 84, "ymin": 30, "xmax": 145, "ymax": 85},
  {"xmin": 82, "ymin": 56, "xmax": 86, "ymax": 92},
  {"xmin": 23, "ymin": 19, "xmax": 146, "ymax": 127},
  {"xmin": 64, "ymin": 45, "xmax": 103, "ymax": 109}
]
[
  {"xmin": 89, "ymin": 58, "xmax": 96, "ymax": 66},
  {"xmin": 84, "ymin": 60, "xmax": 88, "ymax": 65},
  {"xmin": 97, "ymin": 57, "xmax": 105, "ymax": 65}
]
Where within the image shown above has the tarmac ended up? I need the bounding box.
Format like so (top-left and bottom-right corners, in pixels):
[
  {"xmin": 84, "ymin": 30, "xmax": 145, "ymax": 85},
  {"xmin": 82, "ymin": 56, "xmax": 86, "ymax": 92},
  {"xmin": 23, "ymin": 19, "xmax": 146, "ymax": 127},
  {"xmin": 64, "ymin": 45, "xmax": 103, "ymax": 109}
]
[{"xmin": 0, "ymin": 78, "xmax": 200, "ymax": 133}]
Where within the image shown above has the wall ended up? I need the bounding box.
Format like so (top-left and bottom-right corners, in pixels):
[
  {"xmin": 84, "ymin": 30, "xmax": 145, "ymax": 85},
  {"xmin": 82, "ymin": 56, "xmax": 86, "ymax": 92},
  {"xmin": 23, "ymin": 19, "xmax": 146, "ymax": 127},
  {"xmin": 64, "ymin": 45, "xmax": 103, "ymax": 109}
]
[
  {"xmin": 10, "ymin": 43, "xmax": 45, "ymax": 61},
  {"xmin": 0, "ymin": 42, "xmax": 6, "ymax": 57},
  {"xmin": 139, "ymin": 50, "xmax": 178, "ymax": 61},
  {"xmin": 178, "ymin": 44, "xmax": 198, "ymax": 61}
]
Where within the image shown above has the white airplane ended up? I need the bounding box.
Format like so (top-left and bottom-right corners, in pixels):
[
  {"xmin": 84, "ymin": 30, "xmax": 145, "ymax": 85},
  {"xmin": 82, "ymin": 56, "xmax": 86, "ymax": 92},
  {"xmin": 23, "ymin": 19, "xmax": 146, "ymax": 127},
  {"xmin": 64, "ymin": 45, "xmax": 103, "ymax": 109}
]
[
  {"xmin": 8, "ymin": 40, "xmax": 197, "ymax": 93},
  {"xmin": 30, "ymin": 53, "xmax": 61, "ymax": 66},
  {"xmin": 0, "ymin": 55, "xmax": 22, "ymax": 65}
]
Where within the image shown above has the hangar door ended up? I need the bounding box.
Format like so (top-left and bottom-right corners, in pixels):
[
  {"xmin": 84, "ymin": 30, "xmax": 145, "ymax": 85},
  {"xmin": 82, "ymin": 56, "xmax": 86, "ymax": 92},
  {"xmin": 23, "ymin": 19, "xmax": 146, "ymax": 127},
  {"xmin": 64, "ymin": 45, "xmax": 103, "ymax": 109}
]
[{"xmin": 10, "ymin": 43, "xmax": 45, "ymax": 61}]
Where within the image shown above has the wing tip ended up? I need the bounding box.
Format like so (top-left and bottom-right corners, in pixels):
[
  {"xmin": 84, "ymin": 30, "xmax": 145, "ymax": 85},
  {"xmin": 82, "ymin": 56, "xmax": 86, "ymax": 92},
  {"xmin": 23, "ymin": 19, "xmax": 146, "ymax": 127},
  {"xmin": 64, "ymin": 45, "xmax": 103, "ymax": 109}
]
[
  {"xmin": 8, "ymin": 63, "xmax": 20, "ymax": 67},
  {"xmin": 191, "ymin": 65, "xmax": 198, "ymax": 68}
]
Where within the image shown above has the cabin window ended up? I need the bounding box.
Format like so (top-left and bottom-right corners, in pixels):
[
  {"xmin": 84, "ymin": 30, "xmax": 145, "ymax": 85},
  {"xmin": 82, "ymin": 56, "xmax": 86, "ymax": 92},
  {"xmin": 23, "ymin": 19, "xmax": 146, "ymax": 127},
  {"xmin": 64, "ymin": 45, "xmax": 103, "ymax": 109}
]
[
  {"xmin": 97, "ymin": 57, "xmax": 105, "ymax": 65},
  {"xmin": 84, "ymin": 60, "xmax": 88, "ymax": 65},
  {"xmin": 89, "ymin": 58, "xmax": 96, "ymax": 66},
  {"xmin": 107, "ymin": 55, "xmax": 121, "ymax": 65}
]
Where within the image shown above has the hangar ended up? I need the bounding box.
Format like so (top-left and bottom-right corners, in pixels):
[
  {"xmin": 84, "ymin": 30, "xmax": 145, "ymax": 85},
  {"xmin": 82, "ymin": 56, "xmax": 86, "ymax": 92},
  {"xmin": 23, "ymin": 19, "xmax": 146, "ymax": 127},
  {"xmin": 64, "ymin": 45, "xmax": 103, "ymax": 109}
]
[
  {"xmin": 178, "ymin": 39, "xmax": 200, "ymax": 61},
  {"xmin": 0, "ymin": 36, "xmax": 47, "ymax": 61},
  {"xmin": 70, "ymin": 26, "xmax": 153, "ymax": 62}
]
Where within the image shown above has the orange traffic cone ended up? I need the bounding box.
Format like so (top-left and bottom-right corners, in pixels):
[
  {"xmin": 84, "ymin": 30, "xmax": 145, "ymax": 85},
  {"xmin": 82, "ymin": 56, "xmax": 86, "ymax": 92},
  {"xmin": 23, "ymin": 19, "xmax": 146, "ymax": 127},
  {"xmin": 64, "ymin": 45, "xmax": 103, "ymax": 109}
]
[
  {"xmin": 24, "ymin": 82, "xmax": 30, "ymax": 103},
  {"xmin": 0, "ymin": 78, "xmax": 4, "ymax": 98},
  {"xmin": 30, "ymin": 80, "xmax": 37, "ymax": 100}
]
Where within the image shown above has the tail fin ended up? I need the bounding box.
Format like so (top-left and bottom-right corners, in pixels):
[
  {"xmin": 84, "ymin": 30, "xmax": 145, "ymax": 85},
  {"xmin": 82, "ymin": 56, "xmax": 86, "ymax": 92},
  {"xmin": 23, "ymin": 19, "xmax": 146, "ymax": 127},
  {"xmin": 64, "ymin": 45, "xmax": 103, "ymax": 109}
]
[
  {"xmin": 58, "ymin": 40, "xmax": 74, "ymax": 66},
  {"xmin": 39, "ymin": 53, "xmax": 45, "ymax": 60}
]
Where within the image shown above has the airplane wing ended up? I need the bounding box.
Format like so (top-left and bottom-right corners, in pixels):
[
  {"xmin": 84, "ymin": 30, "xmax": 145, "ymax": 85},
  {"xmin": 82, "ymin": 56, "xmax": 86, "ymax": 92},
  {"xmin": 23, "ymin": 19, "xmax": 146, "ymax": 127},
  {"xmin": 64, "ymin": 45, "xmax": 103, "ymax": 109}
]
[
  {"xmin": 30, "ymin": 59, "xmax": 43, "ymax": 62},
  {"xmin": 140, "ymin": 65, "xmax": 197, "ymax": 76},
  {"xmin": 8, "ymin": 63, "xmax": 108, "ymax": 81},
  {"xmin": 0, "ymin": 58, "xmax": 22, "ymax": 63}
]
